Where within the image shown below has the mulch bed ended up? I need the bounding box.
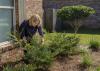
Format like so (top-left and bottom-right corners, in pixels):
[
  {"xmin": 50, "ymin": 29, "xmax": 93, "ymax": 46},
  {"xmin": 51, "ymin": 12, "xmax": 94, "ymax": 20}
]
[
  {"xmin": 50, "ymin": 51, "xmax": 100, "ymax": 71},
  {"xmin": 1, "ymin": 45, "xmax": 100, "ymax": 71}
]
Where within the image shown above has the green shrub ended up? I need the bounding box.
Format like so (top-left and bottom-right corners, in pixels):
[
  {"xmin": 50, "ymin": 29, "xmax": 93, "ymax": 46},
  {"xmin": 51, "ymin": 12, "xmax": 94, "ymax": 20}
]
[
  {"xmin": 9, "ymin": 32, "xmax": 54, "ymax": 71},
  {"xmin": 57, "ymin": 5, "xmax": 95, "ymax": 33},
  {"xmin": 81, "ymin": 53, "xmax": 92, "ymax": 67},
  {"xmin": 96, "ymin": 67, "xmax": 100, "ymax": 71},
  {"xmin": 24, "ymin": 44, "xmax": 54, "ymax": 71},
  {"xmin": 9, "ymin": 31, "xmax": 27, "ymax": 48},
  {"xmin": 30, "ymin": 34, "xmax": 42, "ymax": 46},
  {"xmin": 89, "ymin": 40, "xmax": 100, "ymax": 51},
  {"xmin": 47, "ymin": 33, "xmax": 80, "ymax": 57},
  {"xmin": 24, "ymin": 33, "xmax": 80, "ymax": 70},
  {"xmin": 73, "ymin": 47, "xmax": 88, "ymax": 56},
  {"xmin": 57, "ymin": 5, "xmax": 95, "ymax": 21},
  {"xmin": 8, "ymin": 33, "xmax": 80, "ymax": 71}
]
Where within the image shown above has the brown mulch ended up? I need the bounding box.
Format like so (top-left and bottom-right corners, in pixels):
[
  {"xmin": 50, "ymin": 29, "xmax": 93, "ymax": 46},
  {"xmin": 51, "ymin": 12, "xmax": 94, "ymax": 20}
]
[
  {"xmin": 0, "ymin": 48, "xmax": 24, "ymax": 64},
  {"xmin": 1, "ymin": 45, "xmax": 100, "ymax": 71},
  {"xmin": 50, "ymin": 50, "xmax": 100, "ymax": 71},
  {"xmin": 50, "ymin": 55, "xmax": 81, "ymax": 71}
]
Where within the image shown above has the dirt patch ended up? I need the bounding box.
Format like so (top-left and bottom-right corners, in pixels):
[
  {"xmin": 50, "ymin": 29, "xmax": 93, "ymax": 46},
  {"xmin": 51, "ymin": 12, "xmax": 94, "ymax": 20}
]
[
  {"xmin": 50, "ymin": 50, "xmax": 100, "ymax": 71},
  {"xmin": 50, "ymin": 55, "xmax": 81, "ymax": 71},
  {"xmin": 1, "ymin": 45, "xmax": 100, "ymax": 71},
  {"xmin": 92, "ymin": 51, "xmax": 100, "ymax": 66},
  {"xmin": 0, "ymin": 48, "xmax": 24, "ymax": 65}
]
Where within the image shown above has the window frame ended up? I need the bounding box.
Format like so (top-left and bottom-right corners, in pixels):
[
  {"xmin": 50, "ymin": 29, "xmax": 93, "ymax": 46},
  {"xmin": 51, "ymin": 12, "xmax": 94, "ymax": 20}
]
[
  {"xmin": 0, "ymin": 0, "xmax": 16, "ymax": 46},
  {"xmin": 0, "ymin": 0, "xmax": 25, "ymax": 48}
]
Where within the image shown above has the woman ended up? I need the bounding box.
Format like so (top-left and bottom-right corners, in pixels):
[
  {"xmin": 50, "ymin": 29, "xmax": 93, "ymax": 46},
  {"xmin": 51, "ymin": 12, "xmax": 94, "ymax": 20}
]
[{"xmin": 19, "ymin": 14, "xmax": 44, "ymax": 43}]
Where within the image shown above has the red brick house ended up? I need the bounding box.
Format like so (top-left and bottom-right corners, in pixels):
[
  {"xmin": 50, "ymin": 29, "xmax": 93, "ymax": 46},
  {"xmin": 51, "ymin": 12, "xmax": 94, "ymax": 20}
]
[
  {"xmin": 0, "ymin": 0, "xmax": 100, "ymax": 44},
  {"xmin": 0, "ymin": 0, "xmax": 43, "ymax": 44}
]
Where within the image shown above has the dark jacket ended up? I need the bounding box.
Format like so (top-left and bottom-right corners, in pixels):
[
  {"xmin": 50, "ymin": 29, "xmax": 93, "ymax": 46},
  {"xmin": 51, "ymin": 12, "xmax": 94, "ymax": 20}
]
[{"xmin": 19, "ymin": 20, "xmax": 43, "ymax": 39}]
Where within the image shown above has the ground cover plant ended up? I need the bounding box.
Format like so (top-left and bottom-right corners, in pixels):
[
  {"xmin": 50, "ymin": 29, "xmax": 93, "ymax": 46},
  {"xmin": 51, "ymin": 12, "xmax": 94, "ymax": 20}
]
[{"xmin": 81, "ymin": 52, "xmax": 93, "ymax": 67}]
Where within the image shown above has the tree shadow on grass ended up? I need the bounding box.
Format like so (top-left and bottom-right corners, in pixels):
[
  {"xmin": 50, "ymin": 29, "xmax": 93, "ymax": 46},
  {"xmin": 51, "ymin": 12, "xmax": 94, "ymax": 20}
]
[{"xmin": 57, "ymin": 26, "xmax": 100, "ymax": 35}]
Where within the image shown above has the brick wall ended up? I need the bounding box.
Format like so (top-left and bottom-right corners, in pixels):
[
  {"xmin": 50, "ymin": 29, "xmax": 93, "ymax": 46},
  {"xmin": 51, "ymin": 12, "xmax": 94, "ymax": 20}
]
[
  {"xmin": 43, "ymin": 0, "xmax": 100, "ymax": 31},
  {"xmin": 15, "ymin": 0, "xmax": 44, "ymax": 27},
  {"xmin": 25, "ymin": 0, "xmax": 43, "ymax": 20}
]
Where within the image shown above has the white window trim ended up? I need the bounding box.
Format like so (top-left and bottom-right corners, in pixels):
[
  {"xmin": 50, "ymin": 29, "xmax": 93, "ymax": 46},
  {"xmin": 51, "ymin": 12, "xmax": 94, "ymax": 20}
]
[
  {"xmin": 0, "ymin": 0, "xmax": 25, "ymax": 47},
  {"xmin": 0, "ymin": 0, "xmax": 16, "ymax": 46},
  {"xmin": 13, "ymin": 0, "xmax": 16, "ymax": 31},
  {"xmin": 0, "ymin": 6, "xmax": 14, "ymax": 9},
  {"xmin": 18, "ymin": 0, "xmax": 25, "ymax": 25},
  {"xmin": 0, "ymin": 41, "xmax": 12, "ymax": 49}
]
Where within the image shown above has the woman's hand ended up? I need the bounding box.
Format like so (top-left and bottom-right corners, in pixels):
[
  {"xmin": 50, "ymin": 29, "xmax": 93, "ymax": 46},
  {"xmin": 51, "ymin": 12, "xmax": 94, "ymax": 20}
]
[{"xmin": 41, "ymin": 37, "xmax": 44, "ymax": 44}]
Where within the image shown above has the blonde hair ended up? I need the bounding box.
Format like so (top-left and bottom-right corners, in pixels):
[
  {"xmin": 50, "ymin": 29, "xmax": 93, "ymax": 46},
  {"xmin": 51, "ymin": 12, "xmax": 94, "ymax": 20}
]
[{"xmin": 28, "ymin": 14, "xmax": 41, "ymax": 27}]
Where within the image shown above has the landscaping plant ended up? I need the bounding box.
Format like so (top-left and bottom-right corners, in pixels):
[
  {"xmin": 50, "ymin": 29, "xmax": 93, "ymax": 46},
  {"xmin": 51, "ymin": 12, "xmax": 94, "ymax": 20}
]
[
  {"xmin": 81, "ymin": 53, "xmax": 93, "ymax": 67},
  {"xmin": 24, "ymin": 43, "xmax": 54, "ymax": 71},
  {"xmin": 9, "ymin": 31, "xmax": 27, "ymax": 48},
  {"xmin": 6, "ymin": 32, "xmax": 81, "ymax": 71},
  {"xmin": 57, "ymin": 5, "xmax": 95, "ymax": 34},
  {"xmin": 3, "ymin": 64, "xmax": 35, "ymax": 71},
  {"xmin": 96, "ymin": 67, "xmax": 100, "ymax": 71},
  {"xmin": 47, "ymin": 33, "xmax": 80, "ymax": 57},
  {"xmin": 89, "ymin": 40, "xmax": 100, "ymax": 51}
]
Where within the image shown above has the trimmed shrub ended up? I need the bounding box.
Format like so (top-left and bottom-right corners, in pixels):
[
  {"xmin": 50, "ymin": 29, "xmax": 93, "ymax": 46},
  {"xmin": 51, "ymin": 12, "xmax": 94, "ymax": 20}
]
[
  {"xmin": 57, "ymin": 5, "xmax": 96, "ymax": 33},
  {"xmin": 57, "ymin": 5, "xmax": 95, "ymax": 21}
]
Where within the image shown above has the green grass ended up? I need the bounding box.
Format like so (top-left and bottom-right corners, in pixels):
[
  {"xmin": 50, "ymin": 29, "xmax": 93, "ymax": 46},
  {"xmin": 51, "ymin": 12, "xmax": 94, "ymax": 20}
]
[
  {"xmin": 75, "ymin": 33, "xmax": 100, "ymax": 45},
  {"xmin": 45, "ymin": 33, "xmax": 100, "ymax": 45}
]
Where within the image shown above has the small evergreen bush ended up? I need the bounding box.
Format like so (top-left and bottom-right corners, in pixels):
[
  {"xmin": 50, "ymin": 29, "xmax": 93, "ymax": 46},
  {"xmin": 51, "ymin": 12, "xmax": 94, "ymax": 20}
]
[
  {"xmin": 7, "ymin": 32, "xmax": 80, "ymax": 71},
  {"xmin": 24, "ymin": 44, "xmax": 54, "ymax": 71},
  {"xmin": 47, "ymin": 33, "xmax": 80, "ymax": 57},
  {"xmin": 89, "ymin": 40, "xmax": 100, "ymax": 51}
]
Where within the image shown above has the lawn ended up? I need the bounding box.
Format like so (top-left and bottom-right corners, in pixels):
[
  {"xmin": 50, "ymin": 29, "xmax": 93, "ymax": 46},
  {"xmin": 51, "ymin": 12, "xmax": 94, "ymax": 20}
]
[
  {"xmin": 45, "ymin": 33, "xmax": 100, "ymax": 45},
  {"xmin": 67, "ymin": 33, "xmax": 100, "ymax": 45}
]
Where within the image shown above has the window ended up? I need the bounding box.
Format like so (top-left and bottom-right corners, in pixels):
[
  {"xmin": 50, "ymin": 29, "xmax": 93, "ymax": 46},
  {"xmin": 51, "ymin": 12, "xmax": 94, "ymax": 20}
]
[{"xmin": 0, "ymin": 0, "xmax": 14, "ymax": 42}]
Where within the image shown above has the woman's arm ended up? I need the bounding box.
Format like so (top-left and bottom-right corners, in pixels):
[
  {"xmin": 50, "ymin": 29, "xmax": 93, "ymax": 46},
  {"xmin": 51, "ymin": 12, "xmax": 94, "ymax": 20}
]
[
  {"xmin": 38, "ymin": 26, "xmax": 44, "ymax": 43},
  {"xmin": 38, "ymin": 26, "xmax": 44, "ymax": 37},
  {"xmin": 19, "ymin": 20, "xmax": 26, "ymax": 39}
]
